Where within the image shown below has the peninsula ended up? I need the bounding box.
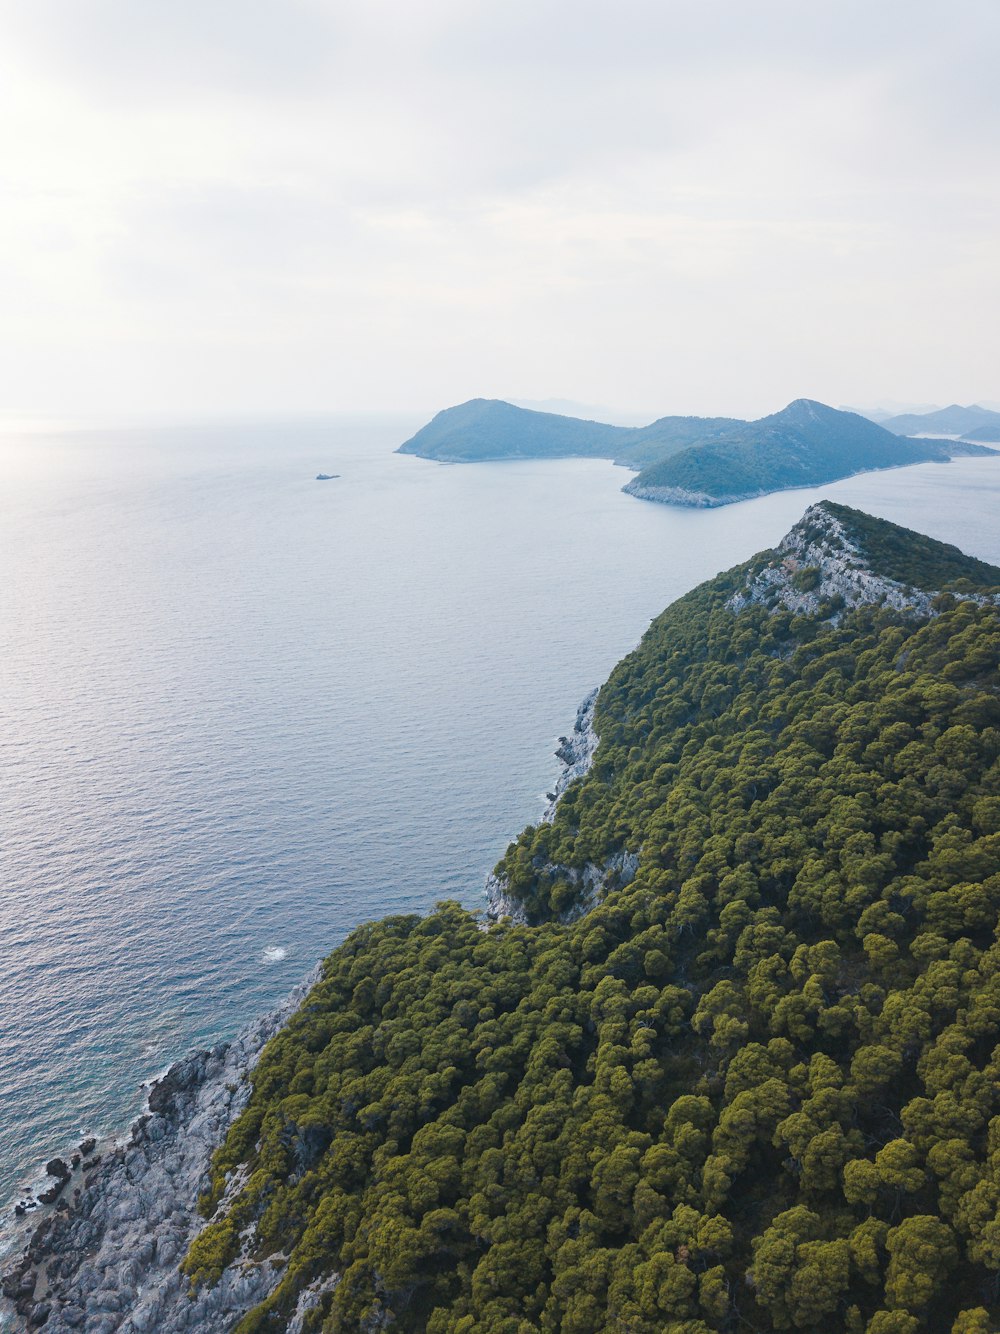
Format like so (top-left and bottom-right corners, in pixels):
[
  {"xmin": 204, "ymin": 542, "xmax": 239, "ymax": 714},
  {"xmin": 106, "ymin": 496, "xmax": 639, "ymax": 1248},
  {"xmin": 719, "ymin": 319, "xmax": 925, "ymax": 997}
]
[{"xmin": 8, "ymin": 504, "xmax": 1000, "ymax": 1333}]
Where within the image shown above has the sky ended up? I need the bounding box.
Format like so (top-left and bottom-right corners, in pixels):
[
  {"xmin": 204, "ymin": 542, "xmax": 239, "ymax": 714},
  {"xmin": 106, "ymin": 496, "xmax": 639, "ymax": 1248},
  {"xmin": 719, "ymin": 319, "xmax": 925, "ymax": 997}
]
[{"xmin": 1, "ymin": 0, "xmax": 998, "ymax": 422}]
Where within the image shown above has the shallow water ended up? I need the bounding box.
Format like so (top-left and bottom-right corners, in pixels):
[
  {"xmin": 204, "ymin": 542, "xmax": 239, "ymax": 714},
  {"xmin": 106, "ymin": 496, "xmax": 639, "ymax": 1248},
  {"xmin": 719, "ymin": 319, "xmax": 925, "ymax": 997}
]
[{"xmin": 1, "ymin": 418, "xmax": 998, "ymax": 1251}]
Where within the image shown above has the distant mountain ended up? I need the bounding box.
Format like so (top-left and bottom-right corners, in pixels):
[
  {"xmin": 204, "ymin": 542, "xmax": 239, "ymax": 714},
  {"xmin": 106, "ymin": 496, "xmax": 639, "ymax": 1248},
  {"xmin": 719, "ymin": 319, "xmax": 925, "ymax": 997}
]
[
  {"xmin": 396, "ymin": 399, "xmax": 625, "ymax": 462},
  {"xmin": 881, "ymin": 403, "xmax": 1000, "ymax": 437},
  {"xmin": 624, "ymin": 413, "xmax": 745, "ymax": 465},
  {"xmin": 399, "ymin": 398, "xmax": 997, "ymax": 508},
  {"xmin": 845, "ymin": 400, "xmax": 942, "ymax": 424},
  {"xmin": 396, "ymin": 398, "xmax": 742, "ymax": 469},
  {"xmin": 623, "ymin": 398, "xmax": 996, "ymax": 508},
  {"xmin": 961, "ymin": 423, "xmax": 1000, "ymax": 444}
]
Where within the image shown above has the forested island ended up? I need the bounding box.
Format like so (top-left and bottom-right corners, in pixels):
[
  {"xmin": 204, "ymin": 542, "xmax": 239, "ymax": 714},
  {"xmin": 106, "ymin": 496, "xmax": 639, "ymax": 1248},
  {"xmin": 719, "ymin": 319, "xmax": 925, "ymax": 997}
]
[
  {"xmin": 398, "ymin": 399, "xmax": 995, "ymax": 507},
  {"xmin": 396, "ymin": 398, "xmax": 741, "ymax": 469},
  {"xmin": 13, "ymin": 502, "xmax": 1000, "ymax": 1333}
]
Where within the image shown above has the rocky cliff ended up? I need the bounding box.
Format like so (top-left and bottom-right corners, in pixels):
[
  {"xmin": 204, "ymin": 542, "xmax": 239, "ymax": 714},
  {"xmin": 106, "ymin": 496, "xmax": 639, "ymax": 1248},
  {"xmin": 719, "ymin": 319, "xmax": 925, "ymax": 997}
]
[
  {"xmin": 729, "ymin": 501, "xmax": 1000, "ymax": 621},
  {"xmin": 1, "ymin": 974, "xmax": 318, "ymax": 1333},
  {"xmin": 484, "ymin": 687, "xmax": 639, "ymax": 925}
]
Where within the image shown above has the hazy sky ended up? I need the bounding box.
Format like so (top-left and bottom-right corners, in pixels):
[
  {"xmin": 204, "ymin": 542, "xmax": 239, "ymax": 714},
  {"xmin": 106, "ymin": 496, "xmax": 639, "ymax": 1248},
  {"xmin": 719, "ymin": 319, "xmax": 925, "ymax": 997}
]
[{"xmin": 1, "ymin": 0, "xmax": 998, "ymax": 420}]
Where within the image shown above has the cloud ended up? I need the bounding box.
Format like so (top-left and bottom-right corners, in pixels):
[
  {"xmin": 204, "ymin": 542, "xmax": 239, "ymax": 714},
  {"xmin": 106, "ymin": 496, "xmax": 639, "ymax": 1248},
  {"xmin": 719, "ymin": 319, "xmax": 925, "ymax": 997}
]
[{"xmin": 0, "ymin": 0, "xmax": 997, "ymax": 417}]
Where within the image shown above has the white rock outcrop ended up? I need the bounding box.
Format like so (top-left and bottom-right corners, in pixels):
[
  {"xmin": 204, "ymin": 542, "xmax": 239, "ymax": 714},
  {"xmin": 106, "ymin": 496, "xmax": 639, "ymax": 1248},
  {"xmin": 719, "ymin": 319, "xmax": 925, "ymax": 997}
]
[
  {"xmin": 485, "ymin": 689, "xmax": 639, "ymax": 924},
  {"xmin": 730, "ymin": 502, "xmax": 947, "ymax": 620}
]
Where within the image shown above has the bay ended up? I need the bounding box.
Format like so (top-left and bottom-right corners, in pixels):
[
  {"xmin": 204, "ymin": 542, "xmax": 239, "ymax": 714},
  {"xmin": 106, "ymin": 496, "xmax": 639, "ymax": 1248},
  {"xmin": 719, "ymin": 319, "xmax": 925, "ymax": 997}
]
[{"xmin": 1, "ymin": 416, "xmax": 998, "ymax": 1253}]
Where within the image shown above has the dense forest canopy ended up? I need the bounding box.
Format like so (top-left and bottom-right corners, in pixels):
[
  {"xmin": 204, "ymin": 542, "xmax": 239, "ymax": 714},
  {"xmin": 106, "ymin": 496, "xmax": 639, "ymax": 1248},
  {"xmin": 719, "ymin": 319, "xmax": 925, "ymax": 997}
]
[{"xmin": 184, "ymin": 505, "xmax": 1000, "ymax": 1333}]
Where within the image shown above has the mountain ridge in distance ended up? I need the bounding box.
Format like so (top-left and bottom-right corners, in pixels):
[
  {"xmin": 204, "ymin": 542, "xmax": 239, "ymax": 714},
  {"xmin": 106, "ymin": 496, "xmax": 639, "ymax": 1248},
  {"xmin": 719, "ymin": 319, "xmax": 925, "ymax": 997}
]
[
  {"xmin": 881, "ymin": 403, "xmax": 1000, "ymax": 438},
  {"xmin": 396, "ymin": 397, "xmax": 742, "ymax": 470}
]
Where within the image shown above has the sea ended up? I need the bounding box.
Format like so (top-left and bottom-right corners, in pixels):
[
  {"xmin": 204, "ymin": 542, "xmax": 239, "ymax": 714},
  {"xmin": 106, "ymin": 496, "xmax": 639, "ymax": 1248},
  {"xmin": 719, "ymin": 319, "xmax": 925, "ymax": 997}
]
[{"xmin": 2, "ymin": 415, "xmax": 999, "ymax": 1258}]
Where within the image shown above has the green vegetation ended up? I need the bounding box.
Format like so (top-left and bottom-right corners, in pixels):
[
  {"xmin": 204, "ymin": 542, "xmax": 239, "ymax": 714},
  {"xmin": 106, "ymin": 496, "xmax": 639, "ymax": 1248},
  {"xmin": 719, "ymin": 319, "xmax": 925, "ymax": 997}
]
[
  {"xmin": 396, "ymin": 398, "xmax": 742, "ymax": 468},
  {"xmin": 185, "ymin": 510, "xmax": 1000, "ymax": 1333},
  {"xmin": 399, "ymin": 400, "xmax": 997, "ymax": 507},
  {"xmin": 397, "ymin": 399, "xmax": 628, "ymax": 463},
  {"xmin": 791, "ymin": 565, "xmax": 822, "ymax": 593},
  {"xmin": 624, "ymin": 400, "xmax": 996, "ymax": 506},
  {"xmin": 826, "ymin": 503, "xmax": 1000, "ymax": 593}
]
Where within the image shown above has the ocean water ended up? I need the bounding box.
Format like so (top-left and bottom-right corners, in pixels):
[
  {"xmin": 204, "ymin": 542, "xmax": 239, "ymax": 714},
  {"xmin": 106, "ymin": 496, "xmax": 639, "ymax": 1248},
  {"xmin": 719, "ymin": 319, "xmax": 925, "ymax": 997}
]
[{"xmin": 2, "ymin": 417, "xmax": 999, "ymax": 1252}]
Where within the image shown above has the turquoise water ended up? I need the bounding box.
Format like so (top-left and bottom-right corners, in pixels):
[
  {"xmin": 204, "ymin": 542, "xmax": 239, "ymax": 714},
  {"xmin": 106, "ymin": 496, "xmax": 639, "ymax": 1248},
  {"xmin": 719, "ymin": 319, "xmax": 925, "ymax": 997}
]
[{"xmin": 1, "ymin": 417, "xmax": 998, "ymax": 1253}]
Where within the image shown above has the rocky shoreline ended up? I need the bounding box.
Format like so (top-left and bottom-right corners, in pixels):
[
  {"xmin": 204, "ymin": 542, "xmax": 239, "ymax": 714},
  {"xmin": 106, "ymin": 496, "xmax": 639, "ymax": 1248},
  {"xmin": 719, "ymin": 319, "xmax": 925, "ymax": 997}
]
[
  {"xmin": 1, "ymin": 970, "xmax": 320, "ymax": 1333},
  {"xmin": 542, "ymin": 688, "xmax": 600, "ymax": 823},
  {"xmin": 622, "ymin": 480, "xmax": 744, "ymax": 507},
  {"xmin": 3, "ymin": 692, "xmax": 605, "ymax": 1329},
  {"xmin": 485, "ymin": 688, "xmax": 601, "ymax": 924}
]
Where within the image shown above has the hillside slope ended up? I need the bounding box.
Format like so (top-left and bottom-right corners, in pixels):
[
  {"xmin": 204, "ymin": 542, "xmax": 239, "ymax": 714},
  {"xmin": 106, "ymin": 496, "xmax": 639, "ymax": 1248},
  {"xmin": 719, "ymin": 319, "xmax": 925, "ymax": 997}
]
[
  {"xmin": 962, "ymin": 424, "xmax": 1000, "ymax": 444},
  {"xmin": 396, "ymin": 399, "xmax": 629, "ymax": 462},
  {"xmin": 623, "ymin": 399, "xmax": 994, "ymax": 507},
  {"xmin": 145, "ymin": 503, "xmax": 1000, "ymax": 1334},
  {"xmin": 397, "ymin": 399, "xmax": 745, "ymax": 468},
  {"xmin": 399, "ymin": 399, "xmax": 995, "ymax": 506}
]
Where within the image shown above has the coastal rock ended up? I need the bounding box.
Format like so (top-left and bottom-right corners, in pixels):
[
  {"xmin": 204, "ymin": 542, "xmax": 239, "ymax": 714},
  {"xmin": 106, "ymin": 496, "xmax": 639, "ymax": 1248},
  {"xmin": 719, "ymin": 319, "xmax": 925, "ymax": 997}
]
[
  {"xmin": 728, "ymin": 502, "xmax": 930, "ymax": 619},
  {"xmin": 1, "ymin": 971, "xmax": 320, "ymax": 1333},
  {"xmin": 727, "ymin": 501, "xmax": 999, "ymax": 623},
  {"xmin": 623, "ymin": 482, "xmax": 743, "ymax": 508},
  {"xmin": 541, "ymin": 688, "xmax": 599, "ymax": 824},
  {"xmin": 485, "ymin": 688, "xmax": 636, "ymax": 924}
]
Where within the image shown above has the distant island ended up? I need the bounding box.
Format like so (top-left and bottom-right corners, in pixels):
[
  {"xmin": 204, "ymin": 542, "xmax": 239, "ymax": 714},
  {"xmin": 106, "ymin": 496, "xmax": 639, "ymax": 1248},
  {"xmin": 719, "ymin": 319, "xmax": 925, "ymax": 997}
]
[
  {"xmin": 397, "ymin": 397, "xmax": 740, "ymax": 469},
  {"xmin": 315, "ymin": 473, "xmax": 340, "ymax": 481},
  {"xmin": 398, "ymin": 397, "xmax": 996, "ymax": 507},
  {"xmin": 622, "ymin": 399, "xmax": 993, "ymax": 507},
  {"xmin": 879, "ymin": 402, "xmax": 1000, "ymax": 440},
  {"xmin": 960, "ymin": 424, "xmax": 1000, "ymax": 444}
]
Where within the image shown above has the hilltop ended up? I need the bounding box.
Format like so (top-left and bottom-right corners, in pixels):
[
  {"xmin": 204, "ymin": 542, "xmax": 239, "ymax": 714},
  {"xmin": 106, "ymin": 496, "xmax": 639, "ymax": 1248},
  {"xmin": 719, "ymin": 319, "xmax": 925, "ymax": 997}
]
[
  {"xmin": 623, "ymin": 399, "xmax": 994, "ymax": 507},
  {"xmin": 397, "ymin": 399, "xmax": 627, "ymax": 463},
  {"xmin": 397, "ymin": 398, "xmax": 745, "ymax": 469},
  {"xmin": 724, "ymin": 500, "xmax": 1000, "ymax": 623},
  {"xmin": 960, "ymin": 423, "xmax": 1000, "ymax": 444}
]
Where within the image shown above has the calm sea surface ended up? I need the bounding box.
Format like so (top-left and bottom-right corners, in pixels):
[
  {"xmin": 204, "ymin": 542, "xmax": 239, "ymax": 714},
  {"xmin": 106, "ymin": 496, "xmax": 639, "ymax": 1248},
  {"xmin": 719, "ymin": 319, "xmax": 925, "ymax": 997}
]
[{"xmin": 2, "ymin": 417, "xmax": 999, "ymax": 1252}]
